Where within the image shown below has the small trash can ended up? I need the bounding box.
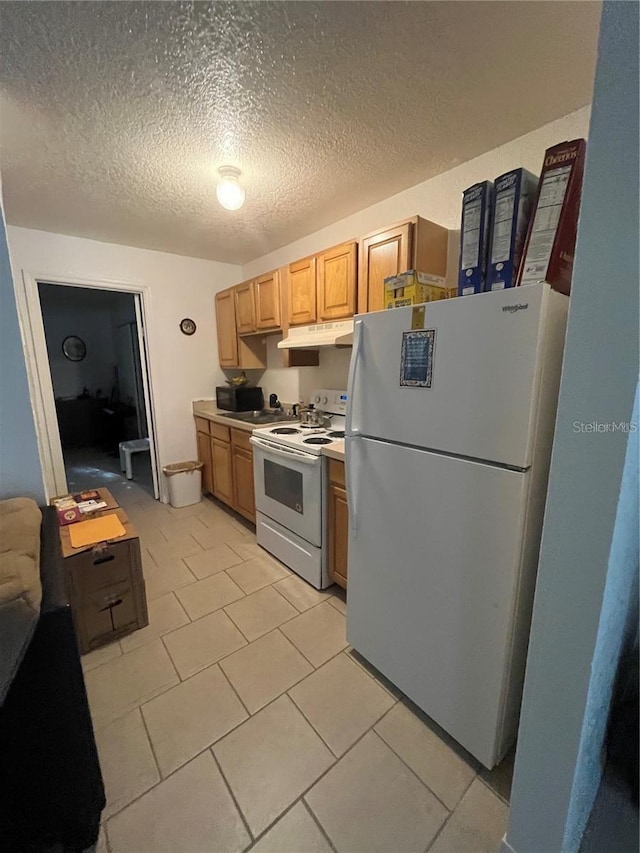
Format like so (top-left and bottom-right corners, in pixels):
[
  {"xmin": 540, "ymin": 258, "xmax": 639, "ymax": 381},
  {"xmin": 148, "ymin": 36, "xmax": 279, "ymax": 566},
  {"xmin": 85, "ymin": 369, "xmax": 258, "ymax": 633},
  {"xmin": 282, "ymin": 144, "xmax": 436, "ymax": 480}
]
[{"xmin": 163, "ymin": 461, "xmax": 203, "ymax": 508}]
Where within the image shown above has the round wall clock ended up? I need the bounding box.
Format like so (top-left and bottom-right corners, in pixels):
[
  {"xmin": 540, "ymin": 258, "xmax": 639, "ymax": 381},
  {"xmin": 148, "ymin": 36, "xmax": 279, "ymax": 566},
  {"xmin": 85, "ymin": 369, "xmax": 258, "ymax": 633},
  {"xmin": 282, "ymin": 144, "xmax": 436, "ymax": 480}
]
[
  {"xmin": 62, "ymin": 335, "xmax": 87, "ymax": 362},
  {"xmin": 180, "ymin": 318, "xmax": 197, "ymax": 336}
]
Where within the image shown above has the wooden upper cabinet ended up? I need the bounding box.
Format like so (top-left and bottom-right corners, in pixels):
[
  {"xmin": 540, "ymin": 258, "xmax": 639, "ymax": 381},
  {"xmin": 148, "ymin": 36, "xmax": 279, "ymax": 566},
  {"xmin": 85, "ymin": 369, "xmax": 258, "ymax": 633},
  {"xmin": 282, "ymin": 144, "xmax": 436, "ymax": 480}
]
[
  {"xmin": 287, "ymin": 256, "xmax": 317, "ymax": 326},
  {"xmin": 358, "ymin": 216, "xmax": 448, "ymax": 314},
  {"xmin": 358, "ymin": 222, "xmax": 412, "ymax": 314},
  {"xmin": 235, "ymin": 281, "xmax": 257, "ymax": 335},
  {"xmin": 255, "ymin": 270, "xmax": 281, "ymax": 331},
  {"xmin": 215, "ymin": 288, "xmax": 239, "ymax": 368},
  {"xmin": 318, "ymin": 241, "xmax": 357, "ymax": 321}
]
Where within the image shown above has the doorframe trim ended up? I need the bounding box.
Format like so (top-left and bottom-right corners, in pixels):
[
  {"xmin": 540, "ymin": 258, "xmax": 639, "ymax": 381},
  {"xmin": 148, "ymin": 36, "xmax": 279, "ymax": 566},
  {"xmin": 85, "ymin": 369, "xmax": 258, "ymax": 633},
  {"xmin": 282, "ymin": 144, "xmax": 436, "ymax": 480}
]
[{"xmin": 14, "ymin": 269, "xmax": 164, "ymax": 501}]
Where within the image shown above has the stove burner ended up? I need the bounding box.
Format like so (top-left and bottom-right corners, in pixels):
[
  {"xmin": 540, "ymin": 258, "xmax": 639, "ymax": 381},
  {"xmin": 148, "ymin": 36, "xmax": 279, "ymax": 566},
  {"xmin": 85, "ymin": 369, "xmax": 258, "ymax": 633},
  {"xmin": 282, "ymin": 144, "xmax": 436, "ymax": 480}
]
[
  {"xmin": 303, "ymin": 437, "xmax": 332, "ymax": 445},
  {"xmin": 327, "ymin": 431, "xmax": 345, "ymax": 439},
  {"xmin": 270, "ymin": 427, "xmax": 301, "ymax": 435}
]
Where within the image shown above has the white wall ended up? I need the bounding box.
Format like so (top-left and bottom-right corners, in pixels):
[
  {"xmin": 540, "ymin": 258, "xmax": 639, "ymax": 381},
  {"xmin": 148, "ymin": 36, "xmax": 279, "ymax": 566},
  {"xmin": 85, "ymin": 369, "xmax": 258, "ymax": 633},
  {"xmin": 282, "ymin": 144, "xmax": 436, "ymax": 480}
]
[
  {"xmin": 7, "ymin": 227, "xmax": 241, "ymax": 491},
  {"xmin": 243, "ymin": 106, "xmax": 592, "ymax": 402},
  {"xmin": 503, "ymin": 3, "xmax": 639, "ymax": 851},
  {"xmin": 252, "ymin": 339, "xmax": 353, "ymax": 405},
  {"xmin": 0, "ymin": 183, "xmax": 44, "ymax": 502}
]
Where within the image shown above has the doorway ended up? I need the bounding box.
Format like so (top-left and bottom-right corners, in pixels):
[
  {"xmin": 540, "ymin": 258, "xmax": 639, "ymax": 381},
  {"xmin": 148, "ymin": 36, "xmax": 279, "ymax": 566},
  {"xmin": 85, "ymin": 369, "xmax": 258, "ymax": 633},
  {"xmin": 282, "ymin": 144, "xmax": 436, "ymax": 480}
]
[{"xmin": 37, "ymin": 282, "xmax": 159, "ymax": 498}]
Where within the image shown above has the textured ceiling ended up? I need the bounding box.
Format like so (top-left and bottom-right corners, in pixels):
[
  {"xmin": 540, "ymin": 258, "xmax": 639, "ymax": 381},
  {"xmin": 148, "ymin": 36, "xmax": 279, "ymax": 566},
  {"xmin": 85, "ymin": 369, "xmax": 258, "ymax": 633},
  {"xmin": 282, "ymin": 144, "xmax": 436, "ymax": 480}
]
[{"xmin": 0, "ymin": 1, "xmax": 600, "ymax": 264}]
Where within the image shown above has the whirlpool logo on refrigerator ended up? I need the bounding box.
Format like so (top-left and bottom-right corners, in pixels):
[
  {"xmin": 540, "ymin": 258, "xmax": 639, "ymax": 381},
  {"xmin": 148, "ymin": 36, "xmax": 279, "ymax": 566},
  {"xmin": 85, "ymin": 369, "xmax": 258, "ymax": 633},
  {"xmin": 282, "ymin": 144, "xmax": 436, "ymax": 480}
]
[{"xmin": 502, "ymin": 303, "xmax": 529, "ymax": 314}]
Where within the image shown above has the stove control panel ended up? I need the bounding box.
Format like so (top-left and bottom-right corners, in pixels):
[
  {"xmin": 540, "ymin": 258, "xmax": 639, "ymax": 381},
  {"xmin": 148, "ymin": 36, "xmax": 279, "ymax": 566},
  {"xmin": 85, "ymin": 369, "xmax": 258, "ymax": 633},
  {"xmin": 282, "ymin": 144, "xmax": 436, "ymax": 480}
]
[{"xmin": 311, "ymin": 389, "xmax": 348, "ymax": 416}]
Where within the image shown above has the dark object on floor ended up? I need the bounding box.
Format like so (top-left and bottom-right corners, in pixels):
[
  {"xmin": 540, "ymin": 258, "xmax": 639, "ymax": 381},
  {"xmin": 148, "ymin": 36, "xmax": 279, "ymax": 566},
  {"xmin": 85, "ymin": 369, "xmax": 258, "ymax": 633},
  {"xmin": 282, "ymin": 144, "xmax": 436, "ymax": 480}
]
[
  {"xmin": 0, "ymin": 507, "xmax": 105, "ymax": 851},
  {"xmin": 580, "ymin": 764, "xmax": 640, "ymax": 853},
  {"xmin": 607, "ymin": 639, "xmax": 639, "ymax": 803}
]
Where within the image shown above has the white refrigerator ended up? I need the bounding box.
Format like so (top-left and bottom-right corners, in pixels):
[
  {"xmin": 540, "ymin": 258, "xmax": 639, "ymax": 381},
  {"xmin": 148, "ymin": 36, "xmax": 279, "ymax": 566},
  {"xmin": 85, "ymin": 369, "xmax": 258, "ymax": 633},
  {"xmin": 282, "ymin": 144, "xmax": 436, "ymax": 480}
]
[{"xmin": 345, "ymin": 283, "xmax": 568, "ymax": 768}]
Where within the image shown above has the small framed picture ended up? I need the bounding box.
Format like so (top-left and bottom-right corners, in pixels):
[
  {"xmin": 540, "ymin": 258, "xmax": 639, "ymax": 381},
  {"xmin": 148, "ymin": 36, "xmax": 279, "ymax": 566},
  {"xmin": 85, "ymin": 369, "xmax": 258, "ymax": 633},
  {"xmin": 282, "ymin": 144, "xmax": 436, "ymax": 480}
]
[{"xmin": 400, "ymin": 329, "xmax": 436, "ymax": 388}]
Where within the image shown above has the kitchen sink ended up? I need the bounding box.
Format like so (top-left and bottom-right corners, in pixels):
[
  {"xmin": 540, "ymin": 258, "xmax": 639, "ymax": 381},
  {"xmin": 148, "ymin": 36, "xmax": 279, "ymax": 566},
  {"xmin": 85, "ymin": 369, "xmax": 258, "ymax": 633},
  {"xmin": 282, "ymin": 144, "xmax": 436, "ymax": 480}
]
[{"xmin": 218, "ymin": 410, "xmax": 298, "ymax": 425}]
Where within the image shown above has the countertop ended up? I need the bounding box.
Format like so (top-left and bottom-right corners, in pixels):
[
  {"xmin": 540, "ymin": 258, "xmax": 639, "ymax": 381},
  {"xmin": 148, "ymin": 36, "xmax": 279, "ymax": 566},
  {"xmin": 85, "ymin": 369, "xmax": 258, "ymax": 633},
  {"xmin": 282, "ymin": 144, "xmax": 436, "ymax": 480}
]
[
  {"xmin": 322, "ymin": 443, "xmax": 345, "ymax": 461},
  {"xmin": 192, "ymin": 400, "xmax": 282, "ymax": 434},
  {"xmin": 193, "ymin": 400, "xmax": 346, "ymax": 460}
]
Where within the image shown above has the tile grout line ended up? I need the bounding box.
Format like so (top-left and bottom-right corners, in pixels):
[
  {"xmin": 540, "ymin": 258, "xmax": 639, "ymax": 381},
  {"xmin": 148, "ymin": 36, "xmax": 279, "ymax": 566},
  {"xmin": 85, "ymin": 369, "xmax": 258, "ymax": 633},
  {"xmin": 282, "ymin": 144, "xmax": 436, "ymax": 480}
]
[
  {"xmin": 92, "ymin": 632, "xmax": 342, "ymax": 752},
  {"xmin": 424, "ymin": 774, "xmax": 479, "ymax": 853},
  {"xmin": 102, "ymin": 821, "xmax": 112, "ymax": 853},
  {"xmin": 345, "ymin": 648, "xmax": 403, "ymax": 702},
  {"xmin": 169, "ymin": 588, "xmax": 192, "ymax": 624},
  {"xmin": 287, "ymin": 677, "xmax": 396, "ymax": 762},
  {"xmin": 173, "ymin": 569, "xmax": 247, "ymax": 622},
  {"xmin": 219, "ymin": 581, "xmax": 313, "ymax": 644},
  {"xmin": 221, "ymin": 603, "xmax": 254, "ymax": 645},
  {"xmin": 137, "ymin": 704, "xmax": 164, "ymax": 785},
  {"xmin": 216, "ymin": 627, "xmax": 316, "ymax": 716},
  {"xmin": 159, "ymin": 633, "xmax": 185, "ymax": 682},
  {"xmin": 216, "ymin": 660, "xmax": 252, "ymax": 718},
  {"xmin": 209, "ymin": 748, "xmax": 255, "ymax": 844},
  {"xmin": 301, "ymin": 797, "xmax": 339, "ymax": 853},
  {"xmin": 371, "ymin": 723, "xmax": 458, "ymax": 815},
  {"xmin": 103, "ymin": 690, "xmax": 258, "ymax": 827},
  {"xmin": 241, "ymin": 799, "xmax": 304, "ymax": 852},
  {"xmin": 475, "ymin": 771, "xmax": 511, "ymax": 805}
]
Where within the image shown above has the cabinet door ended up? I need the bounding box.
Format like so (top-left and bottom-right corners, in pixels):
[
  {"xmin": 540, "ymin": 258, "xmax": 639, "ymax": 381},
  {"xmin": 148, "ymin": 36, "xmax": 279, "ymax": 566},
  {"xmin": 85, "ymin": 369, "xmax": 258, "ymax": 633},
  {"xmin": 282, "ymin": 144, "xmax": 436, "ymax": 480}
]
[
  {"xmin": 255, "ymin": 270, "xmax": 281, "ymax": 330},
  {"xmin": 359, "ymin": 222, "xmax": 412, "ymax": 314},
  {"xmin": 196, "ymin": 430, "xmax": 213, "ymax": 494},
  {"xmin": 328, "ymin": 482, "xmax": 349, "ymax": 589},
  {"xmin": 215, "ymin": 289, "xmax": 239, "ymax": 367},
  {"xmin": 211, "ymin": 437, "xmax": 233, "ymax": 506},
  {"xmin": 287, "ymin": 256, "xmax": 317, "ymax": 326},
  {"xmin": 235, "ymin": 281, "xmax": 257, "ymax": 335},
  {"xmin": 318, "ymin": 241, "xmax": 357, "ymax": 321},
  {"xmin": 233, "ymin": 447, "xmax": 256, "ymax": 522}
]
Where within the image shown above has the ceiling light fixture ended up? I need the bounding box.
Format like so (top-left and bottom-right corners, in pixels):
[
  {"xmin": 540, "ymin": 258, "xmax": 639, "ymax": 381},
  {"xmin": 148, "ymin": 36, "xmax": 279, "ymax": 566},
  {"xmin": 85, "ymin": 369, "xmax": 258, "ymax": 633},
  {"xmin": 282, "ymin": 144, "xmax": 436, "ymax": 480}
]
[{"xmin": 216, "ymin": 165, "xmax": 245, "ymax": 211}]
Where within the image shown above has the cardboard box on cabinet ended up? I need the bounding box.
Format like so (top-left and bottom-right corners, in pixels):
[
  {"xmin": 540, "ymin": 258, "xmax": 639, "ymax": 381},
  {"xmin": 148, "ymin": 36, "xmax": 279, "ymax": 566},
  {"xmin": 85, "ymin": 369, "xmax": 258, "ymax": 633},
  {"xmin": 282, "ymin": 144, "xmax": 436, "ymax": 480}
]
[{"xmin": 385, "ymin": 270, "xmax": 456, "ymax": 308}]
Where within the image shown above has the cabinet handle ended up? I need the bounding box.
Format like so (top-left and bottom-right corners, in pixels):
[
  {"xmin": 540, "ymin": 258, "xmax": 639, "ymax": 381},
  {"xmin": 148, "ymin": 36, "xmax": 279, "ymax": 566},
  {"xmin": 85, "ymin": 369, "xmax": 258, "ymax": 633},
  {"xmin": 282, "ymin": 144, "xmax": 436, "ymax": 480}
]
[
  {"xmin": 93, "ymin": 553, "xmax": 115, "ymax": 565},
  {"xmin": 98, "ymin": 598, "xmax": 123, "ymax": 612}
]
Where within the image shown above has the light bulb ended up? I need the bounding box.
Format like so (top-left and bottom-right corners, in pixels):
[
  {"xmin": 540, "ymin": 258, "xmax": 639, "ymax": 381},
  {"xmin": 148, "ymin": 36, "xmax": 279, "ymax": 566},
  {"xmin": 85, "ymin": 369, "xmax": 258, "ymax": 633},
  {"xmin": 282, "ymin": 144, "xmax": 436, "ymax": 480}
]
[{"xmin": 216, "ymin": 166, "xmax": 245, "ymax": 210}]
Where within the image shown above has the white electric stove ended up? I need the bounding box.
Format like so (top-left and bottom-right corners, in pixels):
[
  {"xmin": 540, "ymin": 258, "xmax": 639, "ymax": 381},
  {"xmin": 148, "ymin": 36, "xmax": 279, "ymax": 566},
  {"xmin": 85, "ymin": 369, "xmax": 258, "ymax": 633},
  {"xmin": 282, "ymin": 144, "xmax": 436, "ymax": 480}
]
[{"xmin": 250, "ymin": 389, "xmax": 347, "ymax": 589}]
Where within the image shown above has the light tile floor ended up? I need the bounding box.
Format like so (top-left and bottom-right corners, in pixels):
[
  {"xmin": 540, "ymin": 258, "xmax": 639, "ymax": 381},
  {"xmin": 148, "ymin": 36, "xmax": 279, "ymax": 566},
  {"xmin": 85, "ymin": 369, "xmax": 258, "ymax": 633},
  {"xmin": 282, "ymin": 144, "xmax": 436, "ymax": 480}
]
[{"xmin": 78, "ymin": 467, "xmax": 511, "ymax": 853}]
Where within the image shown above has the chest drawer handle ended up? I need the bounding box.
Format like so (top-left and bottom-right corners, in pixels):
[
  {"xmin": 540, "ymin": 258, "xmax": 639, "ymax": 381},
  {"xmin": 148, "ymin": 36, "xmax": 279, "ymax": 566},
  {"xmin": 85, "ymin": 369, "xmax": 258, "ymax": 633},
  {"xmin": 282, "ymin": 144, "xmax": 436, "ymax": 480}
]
[
  {"xmin": 93, "ymin": 553, "xmax": 115, "ymax": 565},
  {"xmin": 98, "ymin": 598, "xmax": 123, "ymax": 612}
]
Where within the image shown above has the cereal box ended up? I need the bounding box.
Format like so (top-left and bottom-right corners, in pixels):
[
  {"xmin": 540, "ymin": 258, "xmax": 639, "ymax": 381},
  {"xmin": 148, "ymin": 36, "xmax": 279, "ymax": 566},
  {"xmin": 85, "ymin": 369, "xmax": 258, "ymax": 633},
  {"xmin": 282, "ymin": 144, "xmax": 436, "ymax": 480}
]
[
  {"xmin": 488, "ymin": 168, "xmax": 538, "ymax": 291},
  {"xmin": 458, "ymin": 181, "xmax": 493, "ymax": 296},
  {"xmin": 517, "ymin": 139, "xmax": 586, "ymax": 295}
]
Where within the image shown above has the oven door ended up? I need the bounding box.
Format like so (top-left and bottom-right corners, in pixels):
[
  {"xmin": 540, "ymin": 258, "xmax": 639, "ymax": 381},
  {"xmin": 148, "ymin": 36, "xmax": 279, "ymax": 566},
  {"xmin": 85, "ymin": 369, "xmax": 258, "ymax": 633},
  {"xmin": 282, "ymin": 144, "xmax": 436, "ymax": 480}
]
[{"xmin": 250, "ymin": 436, "xmax": 323, "ymax": 546}]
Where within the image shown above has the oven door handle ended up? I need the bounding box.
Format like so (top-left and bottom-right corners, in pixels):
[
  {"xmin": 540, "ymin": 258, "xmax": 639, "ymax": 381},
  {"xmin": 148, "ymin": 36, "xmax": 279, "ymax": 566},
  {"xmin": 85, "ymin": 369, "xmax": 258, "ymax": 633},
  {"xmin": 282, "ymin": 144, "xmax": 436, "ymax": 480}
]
[{"xmin": 250, "ymin": 436, "xmax": 320, "ymax": 465}]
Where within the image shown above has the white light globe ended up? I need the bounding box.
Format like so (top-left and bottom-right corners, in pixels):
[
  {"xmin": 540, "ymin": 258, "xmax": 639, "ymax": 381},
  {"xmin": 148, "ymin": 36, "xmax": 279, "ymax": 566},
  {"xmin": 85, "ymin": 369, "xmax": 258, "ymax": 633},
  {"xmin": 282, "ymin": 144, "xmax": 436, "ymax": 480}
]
[{"xmin": 216, "ymin": 168, "xmax": 245, "ymax": 210}]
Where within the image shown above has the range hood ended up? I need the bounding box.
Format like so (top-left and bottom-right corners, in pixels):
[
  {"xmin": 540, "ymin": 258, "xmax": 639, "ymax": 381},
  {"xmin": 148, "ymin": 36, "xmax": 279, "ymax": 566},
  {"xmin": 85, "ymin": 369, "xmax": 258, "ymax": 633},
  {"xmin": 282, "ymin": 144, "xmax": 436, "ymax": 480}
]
[{"xmin": 277, "ymin": 319, "xmax": 354, "ymax": 350}]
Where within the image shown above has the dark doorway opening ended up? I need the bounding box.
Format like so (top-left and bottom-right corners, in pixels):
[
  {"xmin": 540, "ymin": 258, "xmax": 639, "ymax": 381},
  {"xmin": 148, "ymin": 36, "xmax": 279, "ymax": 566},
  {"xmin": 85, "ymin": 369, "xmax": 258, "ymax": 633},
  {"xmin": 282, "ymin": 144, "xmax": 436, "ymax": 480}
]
[{"xmin": 38, "ymin": 283, "xmax": 155, "ymax": 497}]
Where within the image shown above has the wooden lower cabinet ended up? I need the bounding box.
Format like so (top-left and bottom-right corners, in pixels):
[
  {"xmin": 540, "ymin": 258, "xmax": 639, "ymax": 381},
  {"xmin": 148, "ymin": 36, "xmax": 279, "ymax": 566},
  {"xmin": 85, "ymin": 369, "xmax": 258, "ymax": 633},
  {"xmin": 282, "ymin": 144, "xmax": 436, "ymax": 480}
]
[
  {"xmin": 232, "ymin": 446, "xmax": 255, "ymax": 522},
  {"xmin": 196, "ymin": 429, "xmax": 213, "ymax": 495},
  {"xmin": 327, "ymin": 459, "xmax": 349, "ymax": 589},
  {"xmin": 211, "ymin": 437, "xmax": 234, "ymax": 505},
  {"xmin": 195, "ymin": 418, "xmax": 256, "ymax": 521}
]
